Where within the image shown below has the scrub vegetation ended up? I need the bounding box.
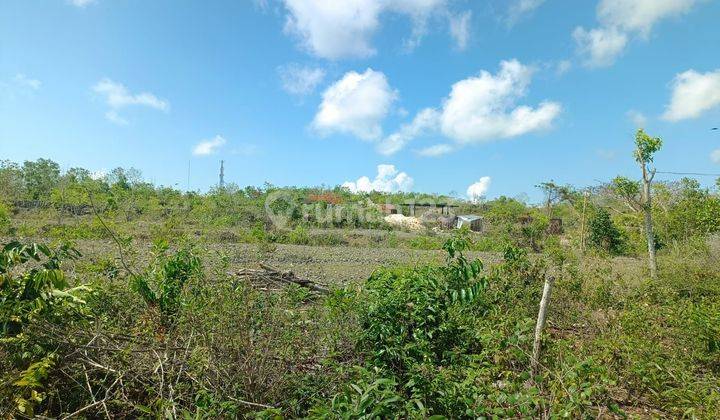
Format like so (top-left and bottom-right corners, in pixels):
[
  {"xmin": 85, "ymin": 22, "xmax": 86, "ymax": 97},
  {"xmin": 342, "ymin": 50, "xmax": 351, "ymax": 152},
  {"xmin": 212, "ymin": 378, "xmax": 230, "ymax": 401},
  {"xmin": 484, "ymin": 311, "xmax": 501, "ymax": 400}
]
[{"xmin": 2, "ymin": 131, "xmax": 720, "ymax": 418}]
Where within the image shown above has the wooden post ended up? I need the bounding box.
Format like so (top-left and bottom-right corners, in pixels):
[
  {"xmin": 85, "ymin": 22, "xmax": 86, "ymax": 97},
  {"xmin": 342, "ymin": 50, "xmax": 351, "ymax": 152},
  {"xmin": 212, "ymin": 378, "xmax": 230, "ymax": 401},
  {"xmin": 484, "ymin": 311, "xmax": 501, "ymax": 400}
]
[
  {"xmin": 531, "ymin": 276, "xmax": 555, "ymax": 376},
  {"xmin": 579, "ymin": 191, "xmax": 589, "ymax": 253}
]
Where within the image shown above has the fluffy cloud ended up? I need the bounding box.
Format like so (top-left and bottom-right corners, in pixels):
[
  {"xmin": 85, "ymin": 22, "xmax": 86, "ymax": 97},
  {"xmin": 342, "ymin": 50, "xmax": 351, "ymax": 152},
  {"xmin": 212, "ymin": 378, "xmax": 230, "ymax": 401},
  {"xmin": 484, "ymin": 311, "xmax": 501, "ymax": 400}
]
[
  {"xmin": 377, "ymin": 108, "xmax": 439, "ymax": 155},
  {"xmin": 282, "ymin": 0, "xmax": 447, "ymax": 59},
  {"xmin": 506, "ymin": 0, "xmax": 546, "ymax": 26},
  {"xmin": 574, "ymin": 0, "xmax": 701, "ymax": 67},
  {"xmin": 313, "ymin": 69, "xmax": 397, "ymax": 140},
  {"xmin": 278, "ymin": 63, "xmax": 325, "ymax": 96},
  {"xmin": 449, "ymin": 11, "xmax": 471, "ymax": 50},
  {"xmin": 597, "ymin": 0, "xmax": 698, "ymax": 35},
  {"xmin": 439, "ymin": 60, "xmax": 561, "ymax": 143},
  {"xmin": 711, "ymin": 149, "xmax": 720, "ymax": 164},
  {"xmin": 93, "ymin": 79, "xmax": 169, "ymax": 111},
  {"xmin": 378, "ymin": 60, "xmax": 561, "ymax": 155},
  {"xmin": 627, "ymin": 109, "xmax": 648, "ymax": 127},
  {"xmin": 193, "ymin": 135, "xmax": 227, "ymax": 156},
  {"xmin": 342, "ymin": 164, "xmax": 414, "ymax": 193},
  {"xmin": 662, "ymin": 69, "xmax": 720, "ymax": 121},
  {"xmin": 572, "ymin": 26, "xmax": 628, "ymax": 67},
  {"xmin": 93, "ymin": 78, "xmax": 169, "ymax": 124},
  {"xmin": 467, "ymin": 176, "xmax": 491, "ymax": 203}
]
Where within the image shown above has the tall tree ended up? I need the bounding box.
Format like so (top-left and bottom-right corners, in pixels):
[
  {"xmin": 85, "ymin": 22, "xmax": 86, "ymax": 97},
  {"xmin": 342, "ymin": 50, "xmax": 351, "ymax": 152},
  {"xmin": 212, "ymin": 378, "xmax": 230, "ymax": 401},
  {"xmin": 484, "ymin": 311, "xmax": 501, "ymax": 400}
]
[
  {"xmin": 536, "ymin": 181, "xmax": 574, "ymax": 217},
  {"xmin": 611, "ymin": 129, "xmax": 662, "ymax": 279}
]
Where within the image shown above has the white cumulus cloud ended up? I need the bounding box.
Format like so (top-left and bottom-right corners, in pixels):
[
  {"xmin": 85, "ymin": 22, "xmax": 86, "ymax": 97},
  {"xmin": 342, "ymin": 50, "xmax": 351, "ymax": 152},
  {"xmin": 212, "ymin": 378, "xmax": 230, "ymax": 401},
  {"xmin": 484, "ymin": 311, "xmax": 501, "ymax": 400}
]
[
  {"xmin": 597, "ymin": 0, "xmax": 699, "ymax": 35},
  {"xmin": 662, "ymin": 69, "xmax": 720, "ymax": 121},
  {"xmin": 439, "ymin": 60, "xmax": 561, "ymax": 143},
  {"xmin": 193, "ymin": 135, "xmax": 227, "ymax": 156},
  {"xmin": 574, "ymin": 0, "xmax": 702, "ymax": 67},
  {"xmin": 377, "ymin": 108, "xmax": 439, "ymax": 155},
  {"xmin": 278, "ymin": 63, "xmax": 325, "ymax": 96},
  {"xmin": 93, "ymin": 78, "xmax": 169, "ymax": 124},
  {"xmin": 449, "ymin": 10, "xmax": 471, "ymax": 51},
  {"xmin": 281, "ymin": 0, "xmax": 448, "ymax": 59},
  {"xmin": 313, "ymin": 68, "xmax": 397, "ymax": 140},
  {"xmin": 342, "ymin": 164, "xmax": 414, "ymax": 193},
  {"xmin": 378, "ymin": 60, "xmax": 561, "ymax": 155},
  {"xmin": 467, "ymin": 176, "xmax": 491, "ymax": 203}
]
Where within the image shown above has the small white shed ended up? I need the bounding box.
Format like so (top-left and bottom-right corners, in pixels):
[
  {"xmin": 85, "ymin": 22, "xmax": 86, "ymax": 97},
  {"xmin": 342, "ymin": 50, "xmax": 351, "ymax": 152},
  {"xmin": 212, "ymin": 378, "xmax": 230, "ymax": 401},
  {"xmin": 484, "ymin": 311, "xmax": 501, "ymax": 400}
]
[{"xmin": 456, "ymin": 215, "xmax": 483, "ymax": 232}]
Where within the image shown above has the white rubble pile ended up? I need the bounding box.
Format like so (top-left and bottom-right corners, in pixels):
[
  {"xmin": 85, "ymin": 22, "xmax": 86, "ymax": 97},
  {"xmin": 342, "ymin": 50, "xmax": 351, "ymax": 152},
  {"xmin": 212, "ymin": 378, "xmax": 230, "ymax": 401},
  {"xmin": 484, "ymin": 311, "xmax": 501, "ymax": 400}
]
[{"xmin": 384, "ymin": 214, "xmax": 424, "ymax": 231}]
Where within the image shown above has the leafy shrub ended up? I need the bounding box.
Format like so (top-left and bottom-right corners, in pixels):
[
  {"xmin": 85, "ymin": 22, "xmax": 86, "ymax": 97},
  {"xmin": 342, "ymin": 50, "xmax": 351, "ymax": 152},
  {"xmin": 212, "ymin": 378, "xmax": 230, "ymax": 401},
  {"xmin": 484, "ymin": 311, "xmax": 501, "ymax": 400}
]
[
  {"xmin": 287, "ymin": 225, "xmax": 310, "ymax": 245},
  {"xmin": 588, "ymin": 207, "xmax": 625, "ymax": 255},
  {"xmin": 309, "ymin": 231, "xmax": 500, "ymax": 417},
  {"xmin": 130, "ymin": 240, "xmax": 202, "ymax": 326},
  {"xmin": 308, "ymin": 367, "xmax": 405, "ymax": 418},
  {"xmin": 518, "ymin": 216, "xmax": 549, "ymax": 252},
  {"xmin": 360, "ymin": 231, "xmax": 487, "ymax": 371},
  {"xmin": 0, "ymin": 241, "xmax": 91, "ymax": 415},
  {"xmin": 1, "ymin": 241, "xmax": 89, "ymax": 336}
]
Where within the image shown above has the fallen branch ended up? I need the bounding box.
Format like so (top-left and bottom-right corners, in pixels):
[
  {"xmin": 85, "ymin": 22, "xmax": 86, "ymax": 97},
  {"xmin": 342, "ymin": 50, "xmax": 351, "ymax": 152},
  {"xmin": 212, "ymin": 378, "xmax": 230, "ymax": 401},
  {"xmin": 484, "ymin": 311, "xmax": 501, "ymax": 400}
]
[{"xmin": 234, "ymin": 263, "xmax": 329, "ymax": 295}]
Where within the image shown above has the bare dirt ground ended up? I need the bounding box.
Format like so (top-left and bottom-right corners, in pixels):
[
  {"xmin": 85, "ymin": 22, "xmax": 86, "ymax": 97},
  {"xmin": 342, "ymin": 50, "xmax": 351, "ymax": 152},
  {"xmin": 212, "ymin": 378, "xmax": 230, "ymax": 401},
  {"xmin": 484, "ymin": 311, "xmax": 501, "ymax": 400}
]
[
  {"xmin": 7, "ymin": 231, "xmax": 646, "ymax": 286},
  {"xmin": 59, "ymin": 239, "xmax": 503, "ymax": 285},
  {"xmin": 221, "ymin": 243, "xmax": 503, "ymax": 285}
]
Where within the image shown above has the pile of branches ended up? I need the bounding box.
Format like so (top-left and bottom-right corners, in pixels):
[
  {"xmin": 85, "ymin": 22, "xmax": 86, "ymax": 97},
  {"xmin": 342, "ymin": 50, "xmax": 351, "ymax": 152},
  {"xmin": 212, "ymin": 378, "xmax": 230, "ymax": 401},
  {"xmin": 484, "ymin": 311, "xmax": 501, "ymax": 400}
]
[{"xmin": 234, "ymin": 263, "xmax": 329, "ymax": 295}]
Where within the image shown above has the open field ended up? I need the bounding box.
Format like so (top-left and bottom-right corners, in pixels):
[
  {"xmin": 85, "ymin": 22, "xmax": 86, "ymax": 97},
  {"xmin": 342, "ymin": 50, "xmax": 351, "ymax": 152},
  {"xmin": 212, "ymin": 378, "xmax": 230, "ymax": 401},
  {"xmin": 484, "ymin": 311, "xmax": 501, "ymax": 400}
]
[
  {"xmin": 2, "ymin": 160, "xmax": 720, "ymax": 418},
  {"xmin": 4, "ymin": 231, "xmax": 649, "ymax": 286}
]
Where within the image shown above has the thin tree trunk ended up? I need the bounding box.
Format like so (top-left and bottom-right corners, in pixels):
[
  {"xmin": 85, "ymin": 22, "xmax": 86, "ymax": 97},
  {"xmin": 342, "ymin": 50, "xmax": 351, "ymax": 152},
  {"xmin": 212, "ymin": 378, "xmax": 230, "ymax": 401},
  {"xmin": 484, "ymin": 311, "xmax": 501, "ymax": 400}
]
[
  {"xmin": 531, "ymin": 276, "xmax": 555, "ymax": 376},
  {"xmin": 642, "ymin": 164, "xmax": 658, "ymax": 279},
  {"xmin": 579, "ymin": 192, "xmax": 588, "ymax": 253}
]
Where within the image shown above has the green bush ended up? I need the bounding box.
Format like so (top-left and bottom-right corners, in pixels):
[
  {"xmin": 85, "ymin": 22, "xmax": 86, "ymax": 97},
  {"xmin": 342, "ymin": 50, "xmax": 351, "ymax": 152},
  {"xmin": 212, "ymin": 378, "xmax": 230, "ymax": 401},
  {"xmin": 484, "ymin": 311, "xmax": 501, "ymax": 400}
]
[
  {"xmin": 0, "ymin": 241, "xmax": 91, "ymax": 415},
  {"xmin": 588, "ymin": 207, "xmax": 625, "ymax": 255},
  {"xmin": 286, "ymin": 225, "xmax": 310, "ymax": 245},
  {"xmin": 130, "ymin": 240, "xmax": 202, "ymax": 326}
]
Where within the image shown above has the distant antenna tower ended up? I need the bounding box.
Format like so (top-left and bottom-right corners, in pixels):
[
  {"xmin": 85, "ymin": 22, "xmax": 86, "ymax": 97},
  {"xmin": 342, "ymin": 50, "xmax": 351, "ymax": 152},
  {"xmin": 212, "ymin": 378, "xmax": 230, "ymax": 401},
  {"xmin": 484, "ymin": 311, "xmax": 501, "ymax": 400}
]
[{"xmin": 219, "ymin": 160, "xmax": 225, "ymax": 188}]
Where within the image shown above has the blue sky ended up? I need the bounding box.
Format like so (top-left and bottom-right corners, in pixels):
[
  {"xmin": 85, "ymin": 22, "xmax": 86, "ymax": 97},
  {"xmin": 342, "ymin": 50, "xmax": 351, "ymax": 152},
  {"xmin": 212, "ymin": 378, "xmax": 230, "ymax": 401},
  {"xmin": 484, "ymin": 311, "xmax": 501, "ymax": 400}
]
[{"xmin": 1, "ymin": 0, "xmax": 719, "ymax": 202}]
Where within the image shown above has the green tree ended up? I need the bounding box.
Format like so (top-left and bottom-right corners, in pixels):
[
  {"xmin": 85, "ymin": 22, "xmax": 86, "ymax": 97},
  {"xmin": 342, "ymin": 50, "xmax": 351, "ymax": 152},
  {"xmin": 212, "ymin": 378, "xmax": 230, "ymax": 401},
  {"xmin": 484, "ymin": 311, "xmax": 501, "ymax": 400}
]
[
  {"xmin": 536, "ymin": 181, "xmax": 575, "ymax": 217},
  {"xmin": 657, "ymin": 178, "xmax": 720, "ymax": 240},
  {"xmin": 22, "ymin": 159, "xmax": 60, "ymax": 201},
  {"xmin": 611, "ymin": 129, "xmax": 662, "ymax": 278}
]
